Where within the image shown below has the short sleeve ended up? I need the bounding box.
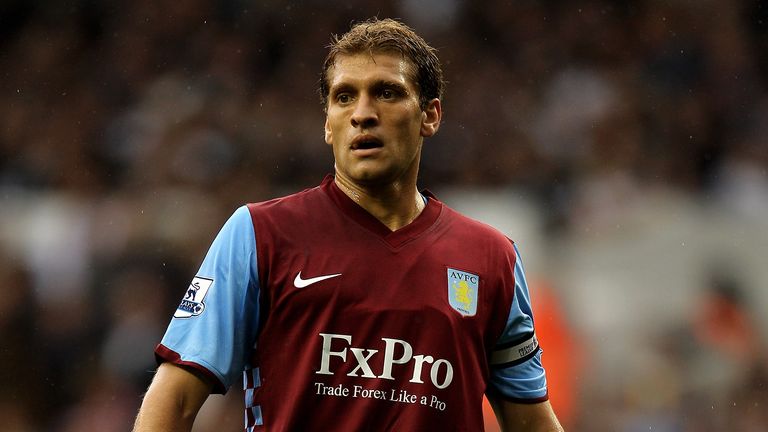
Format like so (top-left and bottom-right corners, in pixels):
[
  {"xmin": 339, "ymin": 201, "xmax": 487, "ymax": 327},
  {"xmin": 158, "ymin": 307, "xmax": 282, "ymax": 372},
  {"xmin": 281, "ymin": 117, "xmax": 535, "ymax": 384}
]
[
  {"xmin": 486, "ymin": 243, "xmax": 548, "ymax": 403},
  {"xmin": 155, "ymin": 205, "xmax": 260, "ymax": 394}
]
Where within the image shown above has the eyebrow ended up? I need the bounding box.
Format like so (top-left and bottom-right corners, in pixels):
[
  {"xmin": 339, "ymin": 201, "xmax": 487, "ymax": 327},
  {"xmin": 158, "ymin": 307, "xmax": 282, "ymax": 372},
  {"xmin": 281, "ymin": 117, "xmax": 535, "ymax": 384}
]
[
  {"xmin": 374, "ymin": 81, "xmax": 409, "ymax": 94},
  {"xmin": 329, "ymin": 83, "xmax": 356, "ymax": 96},
  {"xmin": 329, "ymin": 79, "xmax": 410, "ymax": 96}
]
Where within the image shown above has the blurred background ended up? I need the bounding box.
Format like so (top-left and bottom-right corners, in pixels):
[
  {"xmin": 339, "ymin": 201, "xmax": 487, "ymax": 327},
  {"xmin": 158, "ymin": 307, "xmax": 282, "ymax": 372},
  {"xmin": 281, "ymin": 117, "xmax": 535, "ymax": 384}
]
[{"xmin": 1, "ymin": 0, "xmax": 767, "ymax": 430}]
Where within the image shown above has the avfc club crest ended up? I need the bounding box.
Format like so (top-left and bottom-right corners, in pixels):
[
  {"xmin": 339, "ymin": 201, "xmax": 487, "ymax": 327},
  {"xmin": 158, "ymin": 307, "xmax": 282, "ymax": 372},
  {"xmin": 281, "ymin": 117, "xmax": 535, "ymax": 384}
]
[
  {"xmin": 174, "ymin": 276, "xmax": 214, "ymax": 318},
  {"xmin": 447, "ymin": 268, "xmax": 479, "ymax": 316}
]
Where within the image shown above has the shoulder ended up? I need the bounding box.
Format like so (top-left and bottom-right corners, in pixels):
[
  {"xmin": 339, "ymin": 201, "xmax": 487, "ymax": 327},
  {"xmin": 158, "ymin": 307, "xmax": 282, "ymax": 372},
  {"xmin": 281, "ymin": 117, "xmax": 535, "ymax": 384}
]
[
  {"xmin": 438, "ymin": 202, "xmax": 516, "ymax": 251},
  {"xmin": 242, "ymin": 183, "xmax": 342, "ymax": 244},
  {"xmin": 246, "ymin": 183, "xmax": 328, "ymax": 219}
]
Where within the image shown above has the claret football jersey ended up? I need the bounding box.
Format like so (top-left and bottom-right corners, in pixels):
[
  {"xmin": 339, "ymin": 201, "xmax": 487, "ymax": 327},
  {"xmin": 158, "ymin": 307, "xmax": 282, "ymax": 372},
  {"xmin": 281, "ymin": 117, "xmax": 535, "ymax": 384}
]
[{"xmin": 156, "ymin": 175, "xmax": 548, "ymax": 431}]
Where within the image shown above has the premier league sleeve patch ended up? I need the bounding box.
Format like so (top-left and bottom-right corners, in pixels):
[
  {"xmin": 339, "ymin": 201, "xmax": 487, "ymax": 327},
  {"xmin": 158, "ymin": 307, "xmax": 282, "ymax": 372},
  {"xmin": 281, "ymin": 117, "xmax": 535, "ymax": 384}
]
[
  {"xmin": 174, "ymin": 276, "xmax": 214, "ymax": 318},
  {"xmin": 447, "ymin": 268, "xmax": 479, "ymax": 316}
]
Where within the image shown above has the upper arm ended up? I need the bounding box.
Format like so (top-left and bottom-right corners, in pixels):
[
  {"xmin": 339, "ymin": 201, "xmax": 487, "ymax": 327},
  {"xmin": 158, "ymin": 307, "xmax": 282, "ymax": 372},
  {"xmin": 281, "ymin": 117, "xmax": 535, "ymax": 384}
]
[
  {"xmin": 134, "ymin": 363, "xmax": 214, "ymax": 431},
  {"xmin": 149, "ymin": 362, "xmax": 214, "ymax": 409},
  {"xmin": 156, "ymin": 205, "xmax": 261, "ymax": 392},
  {"xmin": 487, "ymin": 397, "xmax": 563, "ymax": 432},
  {"xmin": 486, "ymin": 244, "xmax": 562, "ymax": 431},
  {"xmin": 488, "ymin": 243, "xmax": 548, "ymax": 402}
]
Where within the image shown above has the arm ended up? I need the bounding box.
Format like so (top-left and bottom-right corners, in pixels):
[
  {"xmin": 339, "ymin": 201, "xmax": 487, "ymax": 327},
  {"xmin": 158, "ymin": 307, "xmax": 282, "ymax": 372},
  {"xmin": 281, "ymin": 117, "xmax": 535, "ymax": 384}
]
[
  {"xmin": 488, "ymin": 397, "xmax": 564, "ymax": 432},
  {"xmin": 489, "ymin": 243, "xmax": 562, "ymax": 431},
  {"xmin": 133, "ymin": 362, "xmax": 213, "ymax": 432},
  {"xmin": 135, "ymin": 206, "xmax": 260, "ymax": 430}
]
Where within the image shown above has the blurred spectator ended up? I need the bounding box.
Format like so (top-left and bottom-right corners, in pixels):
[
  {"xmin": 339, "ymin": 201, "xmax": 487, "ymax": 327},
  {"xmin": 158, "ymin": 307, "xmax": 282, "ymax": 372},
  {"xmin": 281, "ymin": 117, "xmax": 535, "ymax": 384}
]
[
  {"xmin": 0, "ymin": 255, "xmax": 43, "ymax": 431},
  {"xmin": 1, "ymin": 0, "xmax": 767, "ymax": 430}
]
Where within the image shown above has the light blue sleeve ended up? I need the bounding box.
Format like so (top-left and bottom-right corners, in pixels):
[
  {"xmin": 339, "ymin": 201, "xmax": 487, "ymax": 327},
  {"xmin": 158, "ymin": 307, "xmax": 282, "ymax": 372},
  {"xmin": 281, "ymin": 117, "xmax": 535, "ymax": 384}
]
[
  {"xmin": 158, "ymin": 205, "xmax": 260, "ymax": 393},
  {"xmin": 487, "ymin": 243, "xmax": 548, "ymax": 401}
]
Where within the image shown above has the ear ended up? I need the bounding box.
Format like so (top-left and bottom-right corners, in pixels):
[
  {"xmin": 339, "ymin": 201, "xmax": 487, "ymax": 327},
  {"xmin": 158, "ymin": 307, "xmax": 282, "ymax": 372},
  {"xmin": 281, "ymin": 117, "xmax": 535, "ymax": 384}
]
[
  {"xmin": 324, "ymin": 116, "xmax": 333, "ymax": 145},
  {"xmin": 420, "ymin": 98, "xmax": 442, "ymax": 138}
]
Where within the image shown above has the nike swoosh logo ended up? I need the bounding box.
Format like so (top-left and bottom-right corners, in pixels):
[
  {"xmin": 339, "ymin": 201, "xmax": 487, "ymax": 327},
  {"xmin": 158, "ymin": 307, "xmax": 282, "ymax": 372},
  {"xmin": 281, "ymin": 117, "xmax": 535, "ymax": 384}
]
[{"xmin": 293, "ymin": 271, "xmax": 342, "ymax": 288}]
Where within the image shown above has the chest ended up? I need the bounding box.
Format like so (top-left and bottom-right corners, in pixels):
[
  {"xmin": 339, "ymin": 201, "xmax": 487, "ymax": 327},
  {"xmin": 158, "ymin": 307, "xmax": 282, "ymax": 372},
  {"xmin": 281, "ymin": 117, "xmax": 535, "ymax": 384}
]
[{"xmin": 260, "ymin": 228, "xmax": 494, "ymax": 327}]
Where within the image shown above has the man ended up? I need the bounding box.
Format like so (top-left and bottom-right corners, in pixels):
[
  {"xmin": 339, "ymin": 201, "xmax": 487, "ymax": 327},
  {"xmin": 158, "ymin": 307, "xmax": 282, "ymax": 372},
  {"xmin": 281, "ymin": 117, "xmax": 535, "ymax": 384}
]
[{"xmin": 134, "ymin": 18, "xmax": 563, "ymax": 431}]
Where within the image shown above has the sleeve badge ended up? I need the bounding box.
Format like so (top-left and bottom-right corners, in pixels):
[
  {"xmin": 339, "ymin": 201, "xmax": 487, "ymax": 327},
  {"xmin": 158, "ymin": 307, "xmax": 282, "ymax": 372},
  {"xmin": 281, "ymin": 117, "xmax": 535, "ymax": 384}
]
[{"xmin": 174, "ymin": 276, "xmax": 214, "ymax": 318}]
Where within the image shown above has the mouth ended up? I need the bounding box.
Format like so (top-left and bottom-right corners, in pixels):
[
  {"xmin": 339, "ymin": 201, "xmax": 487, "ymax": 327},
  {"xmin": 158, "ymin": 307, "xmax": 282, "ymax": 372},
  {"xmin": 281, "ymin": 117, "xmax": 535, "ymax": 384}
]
[{"xmin": 351, "ymin": 135, "xmax": 383, "ymax": 151}]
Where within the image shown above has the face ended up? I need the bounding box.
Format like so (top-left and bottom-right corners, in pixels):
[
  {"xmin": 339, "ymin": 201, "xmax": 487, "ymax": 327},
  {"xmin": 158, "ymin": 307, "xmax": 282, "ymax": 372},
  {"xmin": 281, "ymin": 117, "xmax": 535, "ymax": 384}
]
[{"xmin": 324, "ymin": 52, "xmax": 441, "ymax": 187}]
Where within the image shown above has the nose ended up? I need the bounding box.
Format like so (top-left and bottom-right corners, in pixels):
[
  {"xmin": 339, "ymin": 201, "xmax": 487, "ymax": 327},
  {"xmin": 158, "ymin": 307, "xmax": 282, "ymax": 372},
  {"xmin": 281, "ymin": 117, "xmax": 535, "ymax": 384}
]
[{"xmin": 350, "ymin": 94, "xmax": 378, "ymax": 129}]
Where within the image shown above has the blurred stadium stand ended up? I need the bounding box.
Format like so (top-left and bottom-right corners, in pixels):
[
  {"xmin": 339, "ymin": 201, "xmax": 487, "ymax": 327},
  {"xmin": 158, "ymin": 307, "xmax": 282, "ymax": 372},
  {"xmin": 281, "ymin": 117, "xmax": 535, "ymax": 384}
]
[{"xmin": 1, "ymin": 1, "xmax": 767, "ymax": 430}]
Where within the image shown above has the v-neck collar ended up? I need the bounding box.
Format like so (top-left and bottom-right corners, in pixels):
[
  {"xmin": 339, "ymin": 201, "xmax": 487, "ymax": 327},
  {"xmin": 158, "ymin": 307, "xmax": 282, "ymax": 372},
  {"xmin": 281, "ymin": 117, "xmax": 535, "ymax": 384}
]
[{"xmin": 320, "ymin": 175, "xmax": 442, "ymax": 248}]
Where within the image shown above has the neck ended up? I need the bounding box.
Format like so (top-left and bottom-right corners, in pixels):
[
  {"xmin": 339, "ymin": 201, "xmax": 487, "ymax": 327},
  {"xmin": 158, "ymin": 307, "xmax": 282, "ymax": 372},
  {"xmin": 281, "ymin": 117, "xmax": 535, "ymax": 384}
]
[{"xmin": 334, "ymin": 174, "xmax": 425, "ymax": 232}]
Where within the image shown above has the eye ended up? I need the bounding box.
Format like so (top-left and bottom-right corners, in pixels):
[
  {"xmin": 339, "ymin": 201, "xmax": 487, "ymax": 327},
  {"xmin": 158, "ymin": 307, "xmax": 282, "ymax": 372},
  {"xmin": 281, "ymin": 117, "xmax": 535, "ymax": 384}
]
[
  {"xmin": 336, "ymin": 93, "xmax": 352, "ymax": 104},
  {"xmin": 380, "ymin": 89, "xmax": 395, "ymax": 99}
]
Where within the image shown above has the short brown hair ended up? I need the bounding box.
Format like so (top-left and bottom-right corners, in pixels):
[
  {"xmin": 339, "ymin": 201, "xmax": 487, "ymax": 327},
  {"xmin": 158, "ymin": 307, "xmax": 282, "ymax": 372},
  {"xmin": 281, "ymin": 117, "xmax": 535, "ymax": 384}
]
[{"xmin": 319, "ymin": 18, "xmax": 445, "ymax": 110}]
